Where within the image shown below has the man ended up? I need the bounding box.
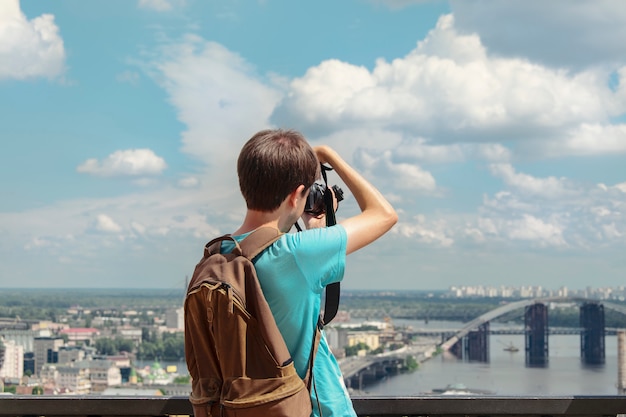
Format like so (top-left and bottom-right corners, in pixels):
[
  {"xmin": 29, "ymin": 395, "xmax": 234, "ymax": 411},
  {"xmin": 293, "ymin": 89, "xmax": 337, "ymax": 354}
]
[{"xmin": 230, "ymin": 129, "xmax": 397, "ymax": 417}]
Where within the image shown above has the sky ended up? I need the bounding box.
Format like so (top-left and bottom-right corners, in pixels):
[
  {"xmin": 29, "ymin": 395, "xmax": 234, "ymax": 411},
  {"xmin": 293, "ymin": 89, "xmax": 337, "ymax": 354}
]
[{"xmin": 1, "ymin": 0, "xmax": 625, "ymax": 291}]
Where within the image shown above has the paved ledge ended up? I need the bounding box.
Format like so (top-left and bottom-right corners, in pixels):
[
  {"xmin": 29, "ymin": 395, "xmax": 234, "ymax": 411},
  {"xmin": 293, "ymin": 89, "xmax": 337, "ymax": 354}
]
[{"xmin": 1, "ymin": 395, "xmax": 626, "ymax": 416}]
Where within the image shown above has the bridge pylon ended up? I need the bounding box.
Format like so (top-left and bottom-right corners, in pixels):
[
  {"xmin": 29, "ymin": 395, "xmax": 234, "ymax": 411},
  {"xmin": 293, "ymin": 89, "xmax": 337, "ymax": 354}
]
[
  {"xmin": 580, "ymin": 302, "xmax": 605, "ymax": 365},
  {"xmin": 525, "ymin": 303, "xmax": 549, "ymax": 367},
  {"xmin": 450, "ymin": 322, "xmax": 489, "ymax": 362}
]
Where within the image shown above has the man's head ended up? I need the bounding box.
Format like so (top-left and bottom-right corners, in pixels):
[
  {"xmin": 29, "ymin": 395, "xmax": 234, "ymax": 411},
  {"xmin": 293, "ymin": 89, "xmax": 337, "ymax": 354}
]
[{"xmin": 238, "ymin": 129, "xmax": 319, "ymax": 212}]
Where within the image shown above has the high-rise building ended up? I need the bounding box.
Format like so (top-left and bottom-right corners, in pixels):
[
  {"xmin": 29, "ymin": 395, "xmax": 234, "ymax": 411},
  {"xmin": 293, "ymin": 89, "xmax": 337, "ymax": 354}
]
[
  {"xmin": 165, "ymin": 307, "xmax": 184, "ymax": 330},
  {"xmin": 33, "ymin": 337, "xmax": 64, "ymax": 377},
  {"xmin": 0, "ymin": 338, "xmax": 24, "ymax": 379}
]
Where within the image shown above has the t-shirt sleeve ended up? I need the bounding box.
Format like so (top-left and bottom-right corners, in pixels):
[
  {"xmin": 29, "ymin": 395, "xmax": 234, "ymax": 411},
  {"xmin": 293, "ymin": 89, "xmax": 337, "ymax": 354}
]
[{"xmin": 291, "ymin": 224, "xmax": 347, "ymax": 293}]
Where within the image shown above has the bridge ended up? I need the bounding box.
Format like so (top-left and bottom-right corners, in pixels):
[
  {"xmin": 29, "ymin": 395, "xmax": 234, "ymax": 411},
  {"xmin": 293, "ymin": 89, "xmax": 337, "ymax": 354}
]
[
  {"xmin": 337, "ymin": 297, "xmax": 626, "ymax": 390},
  {"xmin": 434, "ymin": 296, "xmax": 626, "ymax": 365}
]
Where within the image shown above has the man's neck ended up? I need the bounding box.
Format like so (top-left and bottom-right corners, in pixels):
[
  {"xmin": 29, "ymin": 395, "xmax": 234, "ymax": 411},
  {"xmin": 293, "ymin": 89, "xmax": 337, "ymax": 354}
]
[{"xmin": 233, "ymin": 209, "xmax": 281, "ymax": 236}]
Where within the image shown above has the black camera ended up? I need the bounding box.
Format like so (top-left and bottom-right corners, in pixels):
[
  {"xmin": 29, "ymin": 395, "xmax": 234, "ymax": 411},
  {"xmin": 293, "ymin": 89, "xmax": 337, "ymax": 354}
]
[{"xmin": 305, "ymin": 183, "xmax": 344, "ymax": 216}]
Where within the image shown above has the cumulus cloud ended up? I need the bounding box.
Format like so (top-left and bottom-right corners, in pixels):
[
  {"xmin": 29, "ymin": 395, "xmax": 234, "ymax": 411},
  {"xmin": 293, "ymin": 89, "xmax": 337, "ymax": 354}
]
[
  {"xmin": 354, "ymin": 148, "xmax": 436, "ymax": 193},
  {"xmin": 153, "ymin": 37, "xmax": 282, "ymax": 170},
  {"xmin": 177, "ymin": 176, "xmax": 200, "ymax": 188},
  {"xmin": 273, "ymin": 14, "xmax": 625, "ymax": 157},
  {"xmin": 506, "ymin": 214, "xmax": 566, "ymax": 247},
  {"xmin": 489, "ymin": 163, "xmax": 573, "ymax": 198},
  {"xmin": 77, "ymin": 149, "xmax": 167, "ymax": 177},
  {"xmin": 394, "ymin": 214, "xmax": 454, "ymax": 247},
  {"xmin": 138, "ymin": 0, "xmax": 185, "ymax": 12},
  {"xmin": 536, "ymin": 123, "xmax": 626, "ymax": 157},
  {"xmin": 474, "ymin": 174, "xmax": 626, "ymax": 250},
  {"xmin": 94, "ymin": 214, "xmax": 122, "ymax": 233},
  {"xmin": 0, "ymin": 0, "xmax": 66, "ymax": 80}
]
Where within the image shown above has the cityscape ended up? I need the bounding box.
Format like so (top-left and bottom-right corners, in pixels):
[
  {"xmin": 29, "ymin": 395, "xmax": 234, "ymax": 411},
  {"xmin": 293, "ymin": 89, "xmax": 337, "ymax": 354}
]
[
  {"xmin": 1, "ymin": 284, "xmax": 626, "ymax": 396},
  {"xmin": 446, "ymin": 285, "xmax": 626, "ymax": 301}
]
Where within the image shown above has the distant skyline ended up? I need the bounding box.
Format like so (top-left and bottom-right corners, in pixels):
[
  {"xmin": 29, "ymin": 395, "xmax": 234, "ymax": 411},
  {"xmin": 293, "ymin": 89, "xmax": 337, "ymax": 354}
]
[{"xmin": 1, "ymin": 0, "xmax": 625, "ymax": 291}]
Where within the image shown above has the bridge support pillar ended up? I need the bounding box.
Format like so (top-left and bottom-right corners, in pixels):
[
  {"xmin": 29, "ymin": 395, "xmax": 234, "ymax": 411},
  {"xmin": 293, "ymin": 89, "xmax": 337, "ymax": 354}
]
[
  {"xmin": 580, "ymin": 302, "xmax": 605, "ymax": 365},
  {"xmin": 450, "ymin": 323, "xmax": 489, "ymax": 362},
  {"xmin": 618, "ymin": 330, "xmax": 626, "ymax": 395},
  {"xmin": 525, "ymin": 303, "xmax": 549, "ymax": 367},
  {"xmin": 465, "ymin": 322, "xmax": 489, "ymax": 362}
]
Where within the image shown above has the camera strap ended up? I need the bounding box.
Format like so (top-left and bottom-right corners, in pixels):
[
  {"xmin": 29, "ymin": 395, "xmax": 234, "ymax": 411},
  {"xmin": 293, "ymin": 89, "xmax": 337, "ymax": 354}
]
[{"xmin": 320, "ymin": 165, "xmax": 340, "ymax": 326}]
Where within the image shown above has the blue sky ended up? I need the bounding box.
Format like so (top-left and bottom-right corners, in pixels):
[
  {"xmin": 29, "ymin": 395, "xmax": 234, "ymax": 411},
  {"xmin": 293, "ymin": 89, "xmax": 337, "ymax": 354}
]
[{"xmin": 1, "ymin": 0, "xmax": 625, "ymax": 291}]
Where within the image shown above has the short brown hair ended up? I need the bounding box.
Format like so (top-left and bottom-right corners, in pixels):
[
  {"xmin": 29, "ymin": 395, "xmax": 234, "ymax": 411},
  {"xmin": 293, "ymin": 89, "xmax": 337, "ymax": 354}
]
[{"xmin": 237, "ymin": 129, "xmax": 319, "ymax": 211}]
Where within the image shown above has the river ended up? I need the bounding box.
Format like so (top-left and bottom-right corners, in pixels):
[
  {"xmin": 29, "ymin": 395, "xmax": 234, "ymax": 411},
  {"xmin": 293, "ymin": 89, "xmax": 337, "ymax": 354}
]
[{"xmin": 365, "ymin": 319, "xmax": 622, "ymax": 396}]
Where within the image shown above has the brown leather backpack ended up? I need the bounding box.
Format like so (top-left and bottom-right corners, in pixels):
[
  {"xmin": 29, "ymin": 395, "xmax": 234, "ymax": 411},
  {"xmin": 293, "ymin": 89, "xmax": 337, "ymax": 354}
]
[{"xmin": 184, "ymin": 227, "xmax": 319, "ymax": 417}]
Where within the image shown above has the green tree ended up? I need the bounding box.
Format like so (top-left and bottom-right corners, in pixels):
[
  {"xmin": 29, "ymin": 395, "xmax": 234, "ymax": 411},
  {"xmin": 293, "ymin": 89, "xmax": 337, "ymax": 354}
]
[
  {"xmin": 137, "ymin": 341, "xmax": 161, "ymax": 360},
  {"xmin": 173, "ymin": 375, "xmax": 191, "ymax": 384},
  {"xmin": 115, "ymin": 337, "xmax": 135, "ymax": 354},
  {"xmin": 345, "ymin": 342, "xmax": 370, "ymax": 357},
  {"xmin": 162, "ymin": 334, "xmax": 185, "ymax": 361},
  {"xmin": 32, "ymin": 386, "xmax": 44, "ymax": 395},
  {"xmin": 404, "ymin": 355, "xmax": 419, "ymax": 372},
  {"xmin": 95, "ymin": 338, "xmax": 117, "ymax": 356}
]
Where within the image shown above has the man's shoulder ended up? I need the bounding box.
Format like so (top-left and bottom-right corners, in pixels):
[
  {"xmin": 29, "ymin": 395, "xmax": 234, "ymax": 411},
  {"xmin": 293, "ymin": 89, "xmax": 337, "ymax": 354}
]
[{"xmin": 281, "ymin": 225, "xmax": 346, "ymax": 245}]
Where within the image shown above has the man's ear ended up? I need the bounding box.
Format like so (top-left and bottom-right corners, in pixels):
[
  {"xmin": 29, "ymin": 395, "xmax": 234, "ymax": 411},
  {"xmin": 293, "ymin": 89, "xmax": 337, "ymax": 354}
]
[{"xmin": 289, "ymin": 184, "xmax": 307, "ymax": 208}]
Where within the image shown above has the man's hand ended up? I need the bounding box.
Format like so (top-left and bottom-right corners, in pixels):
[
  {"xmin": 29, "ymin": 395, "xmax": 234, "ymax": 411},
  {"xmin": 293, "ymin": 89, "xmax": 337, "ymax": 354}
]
[
  {"xmin": 300, "ymin": 186, "xmax": 339, "ymax": 229},
  {"xmin": 301, "ymin": 212, "xmax": 327, "ymax": 229}
]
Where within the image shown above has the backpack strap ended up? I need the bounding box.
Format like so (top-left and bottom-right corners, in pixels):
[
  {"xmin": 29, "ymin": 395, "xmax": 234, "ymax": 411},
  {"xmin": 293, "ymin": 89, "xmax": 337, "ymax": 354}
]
[
  {"xmin": 304, "ymin": 319, "xmax": 322, "ymax": 388},
  {"xmin": 203, "ymin": 228, "xmax": 282, "ymax": 259},
  {"xmin": 239, "ymin": 227, "xmax": 283, "ymax": 260}
]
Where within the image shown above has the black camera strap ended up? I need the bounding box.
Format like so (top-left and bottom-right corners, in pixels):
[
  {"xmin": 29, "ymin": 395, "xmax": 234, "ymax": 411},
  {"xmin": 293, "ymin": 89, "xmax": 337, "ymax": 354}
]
[
  {"xmin": 293, "ymin": 165, "xmax": 341, "ymax": 325},
  {"xmin": 320, "ymin": 164, "xmax": 340, "ymax": 326}
]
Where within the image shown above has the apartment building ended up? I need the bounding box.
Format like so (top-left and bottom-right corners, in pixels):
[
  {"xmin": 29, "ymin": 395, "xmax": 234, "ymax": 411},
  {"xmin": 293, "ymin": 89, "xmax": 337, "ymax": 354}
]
[
  {"xmin": 0, "ymin": 338, "xmax": 24, "ymax": 379},
  {"xmin": 33, "ymin": 337, "xmax": 64, "ymax": 377}
]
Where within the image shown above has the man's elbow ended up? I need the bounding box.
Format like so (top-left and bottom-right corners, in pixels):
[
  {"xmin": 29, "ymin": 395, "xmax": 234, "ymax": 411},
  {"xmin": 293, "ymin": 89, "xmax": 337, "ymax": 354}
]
[{"xmin": 381, "ymin": 207, "xmax": 398, "ymax": 231}]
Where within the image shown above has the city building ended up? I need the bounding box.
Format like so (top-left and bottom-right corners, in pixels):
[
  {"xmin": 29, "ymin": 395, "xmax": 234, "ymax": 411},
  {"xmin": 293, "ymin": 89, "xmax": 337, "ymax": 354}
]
[
  {"xmin": 33, "ymin": 337, "xmax": 64, "ymax": 377},
  {"xmin": 0, "ymin": 338, "xmax": 24, "ymax": 379},
  {"xmin": 165, "ymin": 308, "xmax": 184, "ymax": 330},
  {"xmin": 59, "ymin": 328, "xmax": 101, "ymax": 346},
  {"xmin": 56, "ymin": 365, "xmax": 91, "ymax": 394},
  {"xmin": 0, "ymin": 328, "xmax": 51, "ymax": 353},
  {"xmin": 76, "ymin": 359, "xmax": 122, "ymax": 392},
  {"xmin": 58, "ymin": 345, "xmax": 86, "ymax": 364},
  {"xmin": 117, "ymin": 326, "xmax": 143, "ymax": 347},
  {"xmin": 347, "ymin": 331, "xmax": 380, "ymax": 352}
]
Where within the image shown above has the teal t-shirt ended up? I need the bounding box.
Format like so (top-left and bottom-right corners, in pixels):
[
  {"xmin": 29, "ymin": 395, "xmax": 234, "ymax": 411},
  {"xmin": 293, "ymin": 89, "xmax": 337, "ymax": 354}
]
[{"xmin": 228, "ymin": 225, "xmax": 356, "ymax": 417}]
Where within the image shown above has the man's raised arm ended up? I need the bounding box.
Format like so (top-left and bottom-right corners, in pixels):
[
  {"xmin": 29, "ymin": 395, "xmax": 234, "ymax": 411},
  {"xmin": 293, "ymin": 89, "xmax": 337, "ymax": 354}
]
[{"xmin": 313, "ymin": 145, "xmax": 398, "ymax": 255}]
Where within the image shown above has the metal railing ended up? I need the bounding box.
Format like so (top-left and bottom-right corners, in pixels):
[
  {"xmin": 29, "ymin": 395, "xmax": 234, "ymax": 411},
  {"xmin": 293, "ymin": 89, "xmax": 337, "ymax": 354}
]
[{"xmin": 1, "ymin": 395, "xmax": 626, "ymax": 417}]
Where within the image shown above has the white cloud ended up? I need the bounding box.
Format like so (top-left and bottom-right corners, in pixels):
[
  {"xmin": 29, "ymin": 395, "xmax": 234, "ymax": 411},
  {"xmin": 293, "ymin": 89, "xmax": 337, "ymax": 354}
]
[
  {"xmin": 538, "ymin": 123, "xmax": 626, "ymax": 157},
  {"xmin": 355, "ymin": 149, "xmax": 436, "ymax": 192},
  {"xmin": 94, "ymin": 214, "xmax": 122, "ymax": 233},
  {"xmin": 273, "ymin": 14, "xmax": 625, "ymax": 157},
  {"xmin": 153, "ymin": 37, "xmax": 282, "ymax": 170},
  {"xmin": 177, "ymin": 176, "xmax": 200, "ymax": 188},
  {"xmin": 77, "ymin": 149, "xmax": 167, "ymax": 177},
  {"xmin": 0, "ymin": 0, "xmax": 65, "ymax": 80},
  {"xmin": 506, "ymin": 214, "xmax": 566, "ymax": 247},
  {"xmin": 138, "ymin": 0, "xmax": 185, "ymax": 12},
  {"xmin": 489, "ymin": 163, "xmax": 572, "ymax": 198},
  {"xmin": 394, "ymin": 215, "xmax": 454, "ymax": 247},
  {"xmin": 474, "ymin": 174, "xmax": 626, "ymax": 250}
]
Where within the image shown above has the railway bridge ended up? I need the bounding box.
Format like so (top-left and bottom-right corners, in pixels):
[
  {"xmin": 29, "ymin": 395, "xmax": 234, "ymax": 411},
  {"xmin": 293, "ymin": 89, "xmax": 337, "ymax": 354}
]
[{"xmin": 435, "ymin": 296, "xmax": 626, "ymax": 365}]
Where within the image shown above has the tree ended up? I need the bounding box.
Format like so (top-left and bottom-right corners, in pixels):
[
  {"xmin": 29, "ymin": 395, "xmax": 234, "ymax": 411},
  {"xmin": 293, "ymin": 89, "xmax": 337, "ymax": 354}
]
[
  {"xmin": 345, "ymin": 342, "xmax": 370, "ymax": 357},
  {"xmin": 137, "ymin": 341, "xmax": 161, "ymax": 360},
  {"xmin": 95, "ymin": 338, "xmax": 117, "ymax": 356},
  {"xmin": 115, "ymin": 337, "xmax": 135, "ymax": 354},
  {"xmin": 162, "ymin": 334, "xmax": 185, "ymax": 361}
]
